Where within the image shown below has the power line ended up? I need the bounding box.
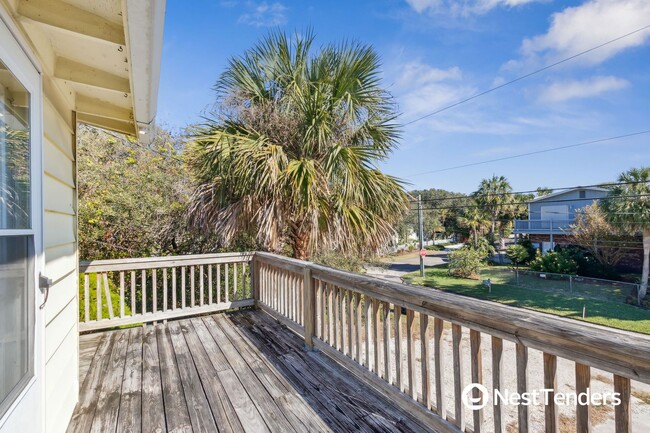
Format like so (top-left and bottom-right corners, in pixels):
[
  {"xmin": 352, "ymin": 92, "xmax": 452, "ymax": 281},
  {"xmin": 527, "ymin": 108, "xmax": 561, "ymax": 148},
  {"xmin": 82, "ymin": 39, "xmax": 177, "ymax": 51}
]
[
  {"xmin": 100, "ymin": 129, "xmax": 184, "ymax": 163},
  {"xmin": 414, "ymin": 193, "xmax": 650, "ymax": 211},
  {"xmin": 403, "ymin": 24, "xmax": 650, "ymax": 127},
  {"xmin": 405, "ymin": 130, "xmax": 650, "ymax": 178},
  {"xmin": 409, "ymin": 180, "xmax": 650, "ymax": 203}
]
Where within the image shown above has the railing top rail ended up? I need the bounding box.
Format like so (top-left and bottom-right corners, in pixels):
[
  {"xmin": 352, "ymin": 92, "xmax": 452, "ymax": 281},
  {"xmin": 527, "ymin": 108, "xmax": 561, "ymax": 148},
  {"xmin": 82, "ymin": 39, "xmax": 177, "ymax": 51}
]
[
  {"xmin": 255, "ymin": 251, "xmax": 650, "ymax": 383},
  {"xmin": 80, "ymin": 251, "xmax": 254, "ymax": 273}
]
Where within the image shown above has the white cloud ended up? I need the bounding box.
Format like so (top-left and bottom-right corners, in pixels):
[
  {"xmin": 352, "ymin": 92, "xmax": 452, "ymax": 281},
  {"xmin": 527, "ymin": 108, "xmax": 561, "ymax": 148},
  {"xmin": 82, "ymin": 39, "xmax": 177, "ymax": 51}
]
[
  {"xmin": 238, "ymin": 2, "xmax": 287, "ymax": 27},
  {"xmin": 539, "ymin": 76, "xmax": 629, "ymax": 103},
  {"xmin": 394, "ymin": 61, "xmax": 474, "ymax": 117},
  {"xmin": 405, "ymin": 0, "xmax": 542, "ymax": 16},
  {"xmin": 521, "ymin": 0, "xmax": 650, "ymax": 66}
]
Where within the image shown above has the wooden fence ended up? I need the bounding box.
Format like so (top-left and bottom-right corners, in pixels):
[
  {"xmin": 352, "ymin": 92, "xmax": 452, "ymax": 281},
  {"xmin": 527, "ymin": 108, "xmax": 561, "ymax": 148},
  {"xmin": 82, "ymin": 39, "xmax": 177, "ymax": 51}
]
[
  {"xmin": 254, "ymin": 251, "xmax": 650, "ymax": 433},
  {"xmin": 79, "ymin": 252, "xmax": 253, "ymax": 331}
]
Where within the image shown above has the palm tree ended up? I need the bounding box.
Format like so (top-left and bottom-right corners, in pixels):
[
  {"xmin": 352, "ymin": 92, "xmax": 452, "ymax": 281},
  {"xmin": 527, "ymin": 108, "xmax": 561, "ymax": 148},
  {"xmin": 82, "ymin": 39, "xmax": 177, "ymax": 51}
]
[
  {"xmin": 474, "ymin": 175, "xmax": 512, "ymax": 247},
  {"xmin": 601, "ymin": 167, "xmax": 650, "ymax": 303},
  {"xmin": 459, "ymin": 207, "xmax": 489, "ymax": 248},
  {"xmin": 186, "ymin": 31, "xmax": 409, "ymax": 260}
]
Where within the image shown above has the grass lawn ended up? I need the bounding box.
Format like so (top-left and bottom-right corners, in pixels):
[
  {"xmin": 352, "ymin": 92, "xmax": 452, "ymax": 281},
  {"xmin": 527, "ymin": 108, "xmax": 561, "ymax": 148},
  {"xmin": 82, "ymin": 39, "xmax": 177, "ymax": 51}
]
[{"xmin": 402, "ymin": 265, "xmax": 650, "ymax": 335}]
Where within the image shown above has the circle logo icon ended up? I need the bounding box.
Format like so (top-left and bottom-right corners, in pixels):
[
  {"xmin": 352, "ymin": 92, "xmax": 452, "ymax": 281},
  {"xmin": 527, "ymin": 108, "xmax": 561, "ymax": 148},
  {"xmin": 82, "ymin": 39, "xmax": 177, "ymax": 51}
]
[{"xmin": 462, "ymin": 383, "xmax": 489, "ymax": 410}]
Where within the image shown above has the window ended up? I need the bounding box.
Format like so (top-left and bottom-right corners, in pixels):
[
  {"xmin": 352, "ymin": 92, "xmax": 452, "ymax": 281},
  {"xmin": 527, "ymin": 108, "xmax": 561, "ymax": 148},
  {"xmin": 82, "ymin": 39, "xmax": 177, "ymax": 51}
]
[
  {"xmin": 579, "ymin": 190, "xmax": 586, "ymax": 199},
  {"xmin": 0, "ymin": 57, "xmax": 33, "ymax": 419}
]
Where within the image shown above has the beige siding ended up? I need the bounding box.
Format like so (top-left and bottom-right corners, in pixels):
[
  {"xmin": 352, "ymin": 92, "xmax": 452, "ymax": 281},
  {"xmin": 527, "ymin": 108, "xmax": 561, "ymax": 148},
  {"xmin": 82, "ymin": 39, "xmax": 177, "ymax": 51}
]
[{"xmin": 42, "ymin": 96, "xmax": 78, "ymax": 433}]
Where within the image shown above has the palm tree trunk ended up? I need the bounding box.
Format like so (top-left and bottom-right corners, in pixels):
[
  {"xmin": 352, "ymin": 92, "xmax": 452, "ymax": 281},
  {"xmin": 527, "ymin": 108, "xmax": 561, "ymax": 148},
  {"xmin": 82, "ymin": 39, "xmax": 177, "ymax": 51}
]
[
  {"xmin": 640, "ymin": 228, "xmax": 650, "ymax": 303},
  {"xmin": 291, "ymin": 229, "xmax": 310, "ymax": 261}
]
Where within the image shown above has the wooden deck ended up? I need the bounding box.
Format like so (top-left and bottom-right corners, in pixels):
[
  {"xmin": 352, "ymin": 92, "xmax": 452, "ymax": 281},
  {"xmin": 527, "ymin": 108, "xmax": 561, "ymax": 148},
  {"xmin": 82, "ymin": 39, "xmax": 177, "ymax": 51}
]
[{"xmin": 68, "ymin": 310, "xmax": 436, "ymax": 433}]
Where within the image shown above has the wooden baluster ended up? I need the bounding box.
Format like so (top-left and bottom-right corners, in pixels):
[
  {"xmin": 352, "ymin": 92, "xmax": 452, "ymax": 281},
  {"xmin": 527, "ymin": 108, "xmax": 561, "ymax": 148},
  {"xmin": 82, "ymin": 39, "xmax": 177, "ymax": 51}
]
[
  {"xmin": 420, "ymin": 313, "xmax": 431, "ymax": 409},
  {"xmin": 84, "ymin": 274, "xmax": 90, "ymax": 323},
  {"xmin": 406, "ymin": 309, "xmax": 416, "ymax": 399},
  {"xmin": 434, "ymin": 318, "xmax": 446, "ymax": 420},
  {"xmin": 328, "ymin": 284, "xmax": 334, "ymax": 346},
  {"xmin": 119, "ymin": 271, "xmax": 125, "ymax": 318},
  {"xmin": 190, "ymin": 266, "xmax": 196, "ymax": 307},
  {"xmin": 348, "ymin": 291, "xmax": 354, "ymax": 358},
  {"xmin": 395, "ymin": 305, "xmax": 403, "ymax": 391},
  {"xmin": 341, "ymin": 289, "xmax": 348, "ymax": 355},
  {"xmin": 470, "ymin": 330, "xmax": 483, "ymax": 433},
  {"xmin": 208, "ymin": 265, "xmax": 213, "ymax": 305},
  {"xmin": 614, "ymin": 375, "xmax": 631, "ymax": 433},
  {"xmin": 575, "ymin": 363, "xmax": 590, "ymax": 433},
  {"xmin": 303, "ymin": 267, "xmax": 315, "ymax": 350},
  {"xmin": 365, "ymin": 296, "xmax": 371, "ymax": 369},
  {"xmin": 242, "ymin": 262, "xmax": 246, "ymax": 299},
  {"xmin": 382, "ymin": 301, "xmax": 391, "ymax": 382},
  {"xmin": 103, "ymin": 273, "xmax": 114, "ymax": 319},
  {"xmin": 217, "ymin": 264, "xmax": 221, "ymax": 304},
  {"xmin": 172, "ymin": 268, "xmax": 177, "ymax": 310},
  {"xmin": 355, "ymin": 293, "xmax": 362, "ymax": 364},
  {"xmin": 162, "ymin": 269, "xmax": 168, "ymax": 313},
  {"xmin": 452, "ymin": 324, "xmax": 465, "ymax": 431},
  {"xmin": 152, "ymin": 269, "xmax": 157, "ymax": 315},
  {"xmin": 373, "ymin": 298, "xmax": 380, "ymax": 375},
  {"xmin": 225, "ymin": 263, "xmax": 229, "ymax": 303},
  {"xmin": 335, "ymin": 286, "xmax": 342, "ymax": 350},
  {"xmin": 96, "ymin": 274, "xmax": 102, "ymax": 320},
  {"xmin": 199, "ymin": 265, "xmax": 205, "ymax": 305},
  {"xmin": 492, "ymin": 337, "xmax": 504, "ymax": 433},
  {"xmin": 516, "ymin": 343, "xmax": 529, "ymax": 433},
  {"xmin": 233, "ymin": 263, "xmax": 238, "ymax": 302},
  {"xmin": 543, "ymin": 353, "xmax": 558, "ymax": 433},
  {"xmin": 317, "ymin": 280, "xmax": 323, "ymax": 339},
  {"xmin": 181, "ymin": 267, "xmax": 186, "ymax": 309},
  {"xmin": 299, "ymin": 273, "xmax": 304, "ymax": 324},
  {"xmin": 130, "ymin": 271, "xmax": 136, "ymax": 314},
  {"xmin": 141, "ymin": 270, "xmax": 146, "ymax": 315}
]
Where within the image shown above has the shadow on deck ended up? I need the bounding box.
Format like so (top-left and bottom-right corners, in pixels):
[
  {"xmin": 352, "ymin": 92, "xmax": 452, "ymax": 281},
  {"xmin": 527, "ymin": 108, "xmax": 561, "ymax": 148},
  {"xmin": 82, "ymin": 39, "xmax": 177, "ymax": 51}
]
[{"xmin": 69, "ymin": 310, "xmax": 435, "ymax": 433}]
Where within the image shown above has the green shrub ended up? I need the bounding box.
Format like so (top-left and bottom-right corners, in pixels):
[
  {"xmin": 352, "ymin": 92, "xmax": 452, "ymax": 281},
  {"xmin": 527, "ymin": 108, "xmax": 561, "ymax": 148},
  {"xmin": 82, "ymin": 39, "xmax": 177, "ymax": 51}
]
[
  {"xmin": 313, "ymin": 251, "xmax": 365, "ymax": 273},
  {"xmin": 529, "ymin": 250, "xmax": 578, "ymax": 275},
  {"xmin": 505, "ymin": 244, "xmax": 530, "ymax": 269},
  {"xmin": 517, "ymin": 237, "xmax": 537, "ymax": 264},
  {"xmin": 448, "ymin": 247, "xmax": 484, "ymax": 278},
  {"xmin": 78, "ymin": 273, "xmax": 130, "ymax": 321}
]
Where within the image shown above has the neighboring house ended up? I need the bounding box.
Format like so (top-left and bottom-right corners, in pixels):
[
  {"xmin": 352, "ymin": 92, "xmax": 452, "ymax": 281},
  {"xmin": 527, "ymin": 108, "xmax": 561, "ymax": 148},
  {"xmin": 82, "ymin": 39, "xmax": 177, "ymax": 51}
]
[
  {"xmin": 513, "ymin": 187, "xmax": 608, "ymax": 253},
  {"xmin": 0, "ymin": 2, "xmax": 164, "ymax": 433}
]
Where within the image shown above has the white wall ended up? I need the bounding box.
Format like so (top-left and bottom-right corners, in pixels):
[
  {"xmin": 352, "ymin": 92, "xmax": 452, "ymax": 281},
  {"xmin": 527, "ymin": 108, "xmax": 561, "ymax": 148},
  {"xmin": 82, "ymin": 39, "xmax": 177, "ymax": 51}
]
[{"xmin": 42, "ymin": 95, "xmax": 78, "ymax": 433}]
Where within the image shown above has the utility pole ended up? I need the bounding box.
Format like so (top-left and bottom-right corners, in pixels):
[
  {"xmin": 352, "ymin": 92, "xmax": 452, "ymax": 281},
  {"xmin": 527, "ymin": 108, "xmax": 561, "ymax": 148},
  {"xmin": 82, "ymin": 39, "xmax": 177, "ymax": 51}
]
[{"xmin": 418, "ymin": 194, "xmax": 425, "ymax": 277}]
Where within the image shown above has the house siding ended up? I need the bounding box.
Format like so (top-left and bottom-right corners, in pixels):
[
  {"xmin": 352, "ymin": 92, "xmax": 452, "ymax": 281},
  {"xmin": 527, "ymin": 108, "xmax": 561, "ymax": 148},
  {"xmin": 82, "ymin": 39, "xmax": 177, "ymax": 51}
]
[
  {"xmin": 529, "ymin": 189, "xmax": 608, "ymax": 221},
  {"xmin": 42, "ymin": 96, "xmax": 78, "ymax": 433}
]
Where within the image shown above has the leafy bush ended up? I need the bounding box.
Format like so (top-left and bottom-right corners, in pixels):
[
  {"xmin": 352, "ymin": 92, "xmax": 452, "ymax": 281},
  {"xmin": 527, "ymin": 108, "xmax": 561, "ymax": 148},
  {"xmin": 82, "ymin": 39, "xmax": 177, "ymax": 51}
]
[
  {"xmin": 425, "ymin": 244, "xmax": 445, "ymax": 251},
  {"xmin": 505, "ymin": 244, "xmax": 529, "ymax": 269},
  {"xmin": 516, "ymin": 237, "xmax": 537, "ymax": 264},
  {"xmin": 529, "ymin": 250, "xmax": 578, "ymax": 275},
  {"xmin": 448, "ymin": 247, "xmax": 484, "ymax": 278},
  {"xmin": 78, "ymin": 273, "xmax": 130, "ymax": 321},
  {"xmin": 555, "ymin": 245, "xmax": 619, "ymax": 279},
  {"xmin": 313, "ymin": 251, "xmax": 365, "ymax": 273}
]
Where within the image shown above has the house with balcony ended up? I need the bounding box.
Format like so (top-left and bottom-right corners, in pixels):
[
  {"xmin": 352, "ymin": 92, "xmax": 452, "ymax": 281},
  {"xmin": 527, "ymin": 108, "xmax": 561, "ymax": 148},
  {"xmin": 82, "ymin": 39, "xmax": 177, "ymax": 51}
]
[
  {"xmin": 513, "ymin": 187, "xmax": 608, "ymax": 253},
  {"xmin": 1, "ymin": 2, "xmax": 649, "ymax": 433}
]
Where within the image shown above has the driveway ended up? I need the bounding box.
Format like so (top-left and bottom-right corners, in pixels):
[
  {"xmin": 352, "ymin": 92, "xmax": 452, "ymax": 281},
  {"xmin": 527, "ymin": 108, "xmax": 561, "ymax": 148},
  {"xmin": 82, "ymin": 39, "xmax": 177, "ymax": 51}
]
[{"xmin": 364, "ymin": 250, "xmax": 448, "ymax": 283}]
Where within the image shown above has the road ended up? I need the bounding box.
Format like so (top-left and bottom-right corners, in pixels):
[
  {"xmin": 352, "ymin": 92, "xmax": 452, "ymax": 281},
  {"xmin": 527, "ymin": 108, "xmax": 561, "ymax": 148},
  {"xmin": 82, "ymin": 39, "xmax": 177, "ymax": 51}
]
[{"xmin": 364, "ymin": 250, "xmax": 448, "ymax": 283}]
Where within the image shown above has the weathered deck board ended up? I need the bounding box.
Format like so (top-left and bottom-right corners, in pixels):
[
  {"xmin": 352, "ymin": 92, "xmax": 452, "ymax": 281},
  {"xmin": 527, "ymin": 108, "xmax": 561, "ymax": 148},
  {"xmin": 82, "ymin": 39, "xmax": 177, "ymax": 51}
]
[{"xmin": 70, "ymin": 310, "xmax": 436, "ymax": 433}]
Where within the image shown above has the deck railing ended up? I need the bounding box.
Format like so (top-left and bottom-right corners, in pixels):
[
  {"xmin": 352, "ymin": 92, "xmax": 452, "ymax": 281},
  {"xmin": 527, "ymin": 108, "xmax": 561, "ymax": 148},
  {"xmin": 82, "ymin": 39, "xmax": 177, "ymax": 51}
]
[
  {"xmin": 254, "ymin": 252, "xmax": 650, "ymax": 433},
  {"xmin": 79, "ymin": 252, "xmax": 254, "ymax": 331}
]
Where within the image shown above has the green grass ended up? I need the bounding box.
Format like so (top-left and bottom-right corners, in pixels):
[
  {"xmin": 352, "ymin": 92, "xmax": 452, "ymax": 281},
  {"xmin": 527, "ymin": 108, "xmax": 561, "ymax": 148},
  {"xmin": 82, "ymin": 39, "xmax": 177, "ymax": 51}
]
[
  {"xmin": 402, "ymin": 265, "xmax": 650, "ymax": 335},
  {"xmin": 78, "ymin": 273, "xmax": 132, "ymax": 322}
]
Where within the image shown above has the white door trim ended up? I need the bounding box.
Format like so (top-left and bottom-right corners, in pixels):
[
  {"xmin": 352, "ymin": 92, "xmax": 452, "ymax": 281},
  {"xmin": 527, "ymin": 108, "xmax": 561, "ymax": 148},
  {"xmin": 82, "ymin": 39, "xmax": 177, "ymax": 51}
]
[{"xmin": 0, "ymin": 11, "xmax": 45, "ymax": 433}]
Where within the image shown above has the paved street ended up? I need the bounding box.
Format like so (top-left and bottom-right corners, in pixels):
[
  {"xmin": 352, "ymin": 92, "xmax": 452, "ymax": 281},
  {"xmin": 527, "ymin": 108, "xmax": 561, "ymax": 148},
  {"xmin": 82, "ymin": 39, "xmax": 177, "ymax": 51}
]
[{"xmin": 364, "ymin": 250, "xmax": 448, "ymax": 283}]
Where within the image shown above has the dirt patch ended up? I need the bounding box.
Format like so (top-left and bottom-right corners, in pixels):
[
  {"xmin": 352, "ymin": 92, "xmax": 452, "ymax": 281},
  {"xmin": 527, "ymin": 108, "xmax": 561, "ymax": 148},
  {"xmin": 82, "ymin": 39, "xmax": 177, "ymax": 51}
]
[
  {"xmin": 633, "ymin": 389, "xmax": 650, "ymax": 405},
  {"xmin": 593, "ymin": 374, "xmax": 613, "ymax": 385}
]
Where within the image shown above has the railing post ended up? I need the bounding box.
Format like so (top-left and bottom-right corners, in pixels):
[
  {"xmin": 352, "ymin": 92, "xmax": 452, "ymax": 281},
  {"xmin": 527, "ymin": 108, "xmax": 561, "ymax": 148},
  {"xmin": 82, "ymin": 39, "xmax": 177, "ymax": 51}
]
[
  {"xmin": 252, "ymin": 255, "xmax": 261, "ymax": 308},
  {"xmin": 303, "ymin": 266, "xmax": 315, "ymax": 350}
]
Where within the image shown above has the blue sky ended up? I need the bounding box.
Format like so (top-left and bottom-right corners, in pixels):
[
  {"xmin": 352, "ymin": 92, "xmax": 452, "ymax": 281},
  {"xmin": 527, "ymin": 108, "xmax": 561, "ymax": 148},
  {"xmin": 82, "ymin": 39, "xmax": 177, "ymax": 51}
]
[{"xmin": 157, "ymin": 0, "xmax": 650, "ymax": 194}]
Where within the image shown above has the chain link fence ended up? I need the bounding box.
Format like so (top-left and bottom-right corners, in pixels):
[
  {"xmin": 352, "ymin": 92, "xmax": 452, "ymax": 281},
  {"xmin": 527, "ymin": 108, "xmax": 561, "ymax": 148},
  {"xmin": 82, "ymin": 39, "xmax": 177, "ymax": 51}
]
[{"xmin": 479, "ymin": 267, "xmax": 639, "ymax": 304}]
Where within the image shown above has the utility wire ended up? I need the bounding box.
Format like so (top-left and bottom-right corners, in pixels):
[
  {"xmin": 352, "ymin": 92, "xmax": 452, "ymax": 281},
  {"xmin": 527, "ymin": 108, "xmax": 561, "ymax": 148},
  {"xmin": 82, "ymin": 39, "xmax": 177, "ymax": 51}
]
[
  {"xmin": 101, "ymin": 129, "xmax": 185, "ymax": 163},
  {"xmin": 409, "ymin": 180, "xmax": 650, "ymax": 203},
  {"xmin": 402, "ymin": 24, "xmax": 650, "ymax": 127},
  {"xmin": 405, "ymin": 130, "xmax": 650, "ymax": 178}
]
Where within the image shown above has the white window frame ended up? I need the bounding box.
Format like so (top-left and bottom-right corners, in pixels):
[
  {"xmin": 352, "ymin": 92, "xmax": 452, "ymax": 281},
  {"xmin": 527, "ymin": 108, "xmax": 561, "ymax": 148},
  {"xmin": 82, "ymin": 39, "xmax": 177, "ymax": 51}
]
[{"xmin": 0, "ymin": 9, "xmax": 44, "ymax": 432}]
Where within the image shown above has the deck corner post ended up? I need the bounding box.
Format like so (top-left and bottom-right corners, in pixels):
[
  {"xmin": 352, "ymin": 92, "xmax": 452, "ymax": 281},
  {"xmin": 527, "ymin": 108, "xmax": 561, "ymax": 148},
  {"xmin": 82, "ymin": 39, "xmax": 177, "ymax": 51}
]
[
  {"xmin": 303, "ymin": 266, "xmax": 315, "ymax": 350},
  {"xmin": 252, "ymin": 254, "xmax": 261, "ymax": 308}
]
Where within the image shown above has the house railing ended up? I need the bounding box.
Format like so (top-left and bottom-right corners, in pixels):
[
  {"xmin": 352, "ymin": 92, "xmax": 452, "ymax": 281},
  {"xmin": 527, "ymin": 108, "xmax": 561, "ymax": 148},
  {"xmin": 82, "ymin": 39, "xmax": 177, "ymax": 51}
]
[
  {"xmin": 514, "ymin": 219, "xmax": 574, "ymax": 233},
  {"xmin": 79, "ymin": 251, "xmax": 650, "ymax": 432},
  {"xmin": 254, "ymin": 251, "xmax": 650, "ymax": 433},
  {"xmin": 79, "ymin": 252, "xmax": 254, "ymax": 332}
]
